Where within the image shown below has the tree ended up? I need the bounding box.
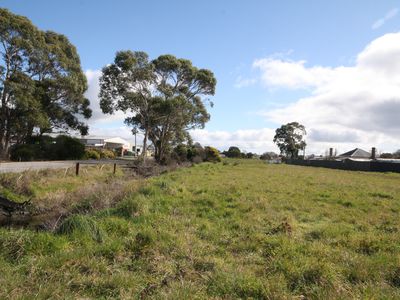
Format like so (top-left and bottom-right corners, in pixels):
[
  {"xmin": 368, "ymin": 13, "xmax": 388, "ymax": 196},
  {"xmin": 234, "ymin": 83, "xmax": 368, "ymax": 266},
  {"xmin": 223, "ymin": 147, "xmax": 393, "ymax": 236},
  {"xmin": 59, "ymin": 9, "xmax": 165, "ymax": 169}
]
[
  {"xmin": 224, "ymin": 146, "xmax": 242, "ymax": 158},
  {"xmin": 245, "ymin": 152, "xmax": 254, "ymax": 159},
  {"xmin": 260, "ymin": 152, "xmax": 278, "ymax": 160},
  {"xmin": 273, "ymin": 122, "xmax": 306, "ymax": 158},
  {"xmin": 380, "ymin": 153, "xmax": 393, "ymax": 159},
  {"xmin": 0, "ymin": 9, "xmax": 91, "ymax": 158},
  {"xmin": 99, "ymin": 51, "xmax": 216, "ymax": 163}
]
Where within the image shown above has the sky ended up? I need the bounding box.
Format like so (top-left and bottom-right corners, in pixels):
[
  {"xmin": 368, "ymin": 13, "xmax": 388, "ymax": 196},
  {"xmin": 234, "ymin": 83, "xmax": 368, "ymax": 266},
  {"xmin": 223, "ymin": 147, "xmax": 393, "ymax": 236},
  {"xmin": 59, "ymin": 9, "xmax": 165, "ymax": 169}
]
[{"xmin": 2, "ymin": 0, "xmax": 400, "ymax": 155}]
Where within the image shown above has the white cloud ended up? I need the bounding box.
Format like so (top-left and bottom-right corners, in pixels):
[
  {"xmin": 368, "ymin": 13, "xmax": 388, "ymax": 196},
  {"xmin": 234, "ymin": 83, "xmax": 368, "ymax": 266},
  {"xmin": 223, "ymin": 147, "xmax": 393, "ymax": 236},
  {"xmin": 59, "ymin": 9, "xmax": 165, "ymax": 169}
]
[
  {"xmin": 82, "ymin": 33, "xmax": 400, "ymax": 155},
  {"xmin": 254, "ymin": 32, "xmax": 400, "ymax": 154},
  {"xmin": 253, "ymin": 59, "xmax": 335, "ymax": 89},
  {"xmin": 372, "ymin": 8, "xmax": 398, "ymax": 30},
  {"xmin": 191, "ymin": 128, "xmax": 277, "ymax": 154},
  {"xmin": 85, "ymin": 70, "xmax": 128, "ymax": 126},
  {"xmin": 234, "ymin": 76, "xmax": 257, "ymax": 88}
]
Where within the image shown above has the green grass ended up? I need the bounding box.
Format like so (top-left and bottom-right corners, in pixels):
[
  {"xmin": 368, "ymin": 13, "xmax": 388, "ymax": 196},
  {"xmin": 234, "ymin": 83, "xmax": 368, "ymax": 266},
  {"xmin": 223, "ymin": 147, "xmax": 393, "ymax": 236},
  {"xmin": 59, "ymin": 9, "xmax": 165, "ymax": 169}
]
[{"xmin": 1, "ymin": 160, "xmax": 400, "ymax": 299}]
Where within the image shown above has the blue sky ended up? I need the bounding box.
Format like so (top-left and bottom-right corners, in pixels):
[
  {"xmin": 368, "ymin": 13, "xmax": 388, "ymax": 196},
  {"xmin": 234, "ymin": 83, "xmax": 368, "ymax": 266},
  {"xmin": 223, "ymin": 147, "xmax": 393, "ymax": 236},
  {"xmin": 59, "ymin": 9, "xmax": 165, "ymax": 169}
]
[{"xmin": 2, "ymin": 1, "xmax": 400, "ymax": 154}]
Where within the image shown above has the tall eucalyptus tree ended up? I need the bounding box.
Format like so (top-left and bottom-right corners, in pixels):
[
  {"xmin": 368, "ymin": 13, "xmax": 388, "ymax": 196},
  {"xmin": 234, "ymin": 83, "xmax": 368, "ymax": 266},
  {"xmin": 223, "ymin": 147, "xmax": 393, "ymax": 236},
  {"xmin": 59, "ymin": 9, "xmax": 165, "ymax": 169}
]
[
  {"xmin": 0, "ymin": 9, "xmax": 91, "ymax": 158},
  {"xmin": 99, "ymin": 51, "xmax": 216, "ymax": 162}
]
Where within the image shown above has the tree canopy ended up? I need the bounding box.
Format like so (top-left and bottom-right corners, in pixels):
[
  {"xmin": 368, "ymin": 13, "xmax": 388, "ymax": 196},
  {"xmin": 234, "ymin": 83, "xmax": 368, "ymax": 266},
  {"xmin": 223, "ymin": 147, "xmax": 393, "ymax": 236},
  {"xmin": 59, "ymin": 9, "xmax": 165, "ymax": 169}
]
[
  {"xmin": 0, "ymin": 8, "xmax": 91, "ymax": 158},
  {"xmin": 260, "ymin": 151, "xmax": 278, "ymax": 160},
  {"xmin": 223, "ymin": 146, "xmax": 242, "ymax": 158},
  {"xmin": 99, "ymin": 51, "xmax": 216, "ymax": 162},
  {"xmin": 273, "ymin": 122, "xmax": 307, "ymax": 158}
]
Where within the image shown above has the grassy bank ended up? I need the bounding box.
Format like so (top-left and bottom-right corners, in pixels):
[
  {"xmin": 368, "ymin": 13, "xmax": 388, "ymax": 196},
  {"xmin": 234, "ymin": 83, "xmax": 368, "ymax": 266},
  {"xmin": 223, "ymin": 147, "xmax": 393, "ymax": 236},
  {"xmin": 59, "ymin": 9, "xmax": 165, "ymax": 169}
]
[
  {"xmin": 1, "ymin": 160, "xmax": 400, "ymax": 298},
  {"xmin": 0, "ymin": 165, "xmax": 136, "ymax": 228}
]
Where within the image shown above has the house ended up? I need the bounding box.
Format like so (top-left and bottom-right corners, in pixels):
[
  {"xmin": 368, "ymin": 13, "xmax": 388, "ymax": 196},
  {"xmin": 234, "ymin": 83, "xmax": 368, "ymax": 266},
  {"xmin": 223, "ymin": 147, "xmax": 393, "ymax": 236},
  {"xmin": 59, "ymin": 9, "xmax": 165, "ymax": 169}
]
[{"xmin": 337, "ymin": 148, "xmax": 372, "ymax": 160}]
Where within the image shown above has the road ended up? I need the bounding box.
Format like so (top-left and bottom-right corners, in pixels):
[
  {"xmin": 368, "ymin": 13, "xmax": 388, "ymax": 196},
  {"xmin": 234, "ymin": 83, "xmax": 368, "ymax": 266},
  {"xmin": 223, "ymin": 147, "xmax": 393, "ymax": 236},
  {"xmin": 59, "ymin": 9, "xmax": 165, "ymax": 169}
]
[{"xmin": 0, "ymin": 160, "xmax": 132, "ymax": 173}]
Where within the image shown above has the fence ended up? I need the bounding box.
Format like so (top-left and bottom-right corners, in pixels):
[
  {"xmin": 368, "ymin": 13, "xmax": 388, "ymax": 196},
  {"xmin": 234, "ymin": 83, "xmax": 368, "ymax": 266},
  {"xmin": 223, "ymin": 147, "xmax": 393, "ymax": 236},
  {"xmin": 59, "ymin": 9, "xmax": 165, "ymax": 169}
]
[{"xmin": 286, "ymin": 159, "xmax": 400, "ymax": 173}]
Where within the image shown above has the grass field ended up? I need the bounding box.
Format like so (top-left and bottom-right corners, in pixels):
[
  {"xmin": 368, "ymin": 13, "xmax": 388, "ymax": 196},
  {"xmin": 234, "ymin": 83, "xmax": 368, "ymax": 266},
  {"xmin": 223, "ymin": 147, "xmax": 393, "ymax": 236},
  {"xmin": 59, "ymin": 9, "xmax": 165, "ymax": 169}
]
[{"xmin": 1, "ymin": 160, "xmax": 400, "ymax": 299}]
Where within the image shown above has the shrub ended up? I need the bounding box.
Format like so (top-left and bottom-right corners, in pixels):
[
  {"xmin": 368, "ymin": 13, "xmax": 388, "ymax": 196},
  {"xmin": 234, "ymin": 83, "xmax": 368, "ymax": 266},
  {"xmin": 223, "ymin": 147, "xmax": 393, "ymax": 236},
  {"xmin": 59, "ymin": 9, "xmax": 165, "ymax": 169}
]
[
  {"xmin": 83, "ymin": 148, "xmax": 116, "ymax": 160},
  {"xmin": 10, "ymin": 144, "xmax": 38, "ymax": 161},
  {"xmin": 188, "ymin": 143, "xmax": 206, "ymax": 162},
  {"xmin": 115, "ymin": 147, "xmax": 123, "ymax": 157},
  {"xmin": 192, "ymin": 155, "xmax": 203, "ymax": 164},
  {"xmin": 100, "ymin": 149, "xmax": 115, "ymax": 159},
  {"xmin": 84, "ymin": 149, "xmax": 101, "ymax": 160},
  {"xmin": 174, "ymin": 144, "xmax": 188, "ymax": 162},
  {"xmin": 124, "ymin": 150, "xmax": 134, "ymax": 156},
  {"xmin": 205, "ymin": 146, "xmax": 221, "ymax": 162},
  {"xmin": 15, "ymin": 135, "xmax": 55, "ymax": 160},
  {"xmin": 10, "ymin": 135, "xmax": 85, "ymax": 161},
  {"xmin": 260, "ymin": 152, "xmax": 278, "ymax": 160},
  {"xmin": 53, "ymin": 135, "xmax": 85, "ymax": 160}
]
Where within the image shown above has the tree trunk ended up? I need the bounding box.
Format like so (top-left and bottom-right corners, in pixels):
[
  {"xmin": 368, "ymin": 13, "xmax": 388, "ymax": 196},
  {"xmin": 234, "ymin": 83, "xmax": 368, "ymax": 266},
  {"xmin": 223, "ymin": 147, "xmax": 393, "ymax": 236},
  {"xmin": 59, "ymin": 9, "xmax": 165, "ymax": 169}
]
[
  {"xmin": 142, "ymin": 129, "xmax": 148, "ymax": 164},
  {"xmin": 155, "ymin": 141, "xmax": 162, "ymax": 163},
  {"xmin": 1, "ymin": 57, "xmax": 11, "ymax": 160},
  {"xmin": 157, "ymin": 121, "xmax": 169, "ymax": 163},
  {"xmin": 154, "ymin": 143, "xmax": 159, "ymax": 162},
  {"xmin": 0, "ymin": 100, "xmax": 7, "ymax": 160},
  {"xmin": 0, "ymin": 135, "xmax": 9, "ymax": 160}
]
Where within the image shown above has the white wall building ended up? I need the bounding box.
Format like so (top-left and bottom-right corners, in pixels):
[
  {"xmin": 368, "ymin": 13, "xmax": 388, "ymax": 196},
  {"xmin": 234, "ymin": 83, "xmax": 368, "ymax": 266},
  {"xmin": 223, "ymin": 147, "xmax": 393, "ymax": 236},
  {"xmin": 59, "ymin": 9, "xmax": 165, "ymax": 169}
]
[{"xmin": 79, "ymin": 136, "xmax": 131, "ymax": 151}]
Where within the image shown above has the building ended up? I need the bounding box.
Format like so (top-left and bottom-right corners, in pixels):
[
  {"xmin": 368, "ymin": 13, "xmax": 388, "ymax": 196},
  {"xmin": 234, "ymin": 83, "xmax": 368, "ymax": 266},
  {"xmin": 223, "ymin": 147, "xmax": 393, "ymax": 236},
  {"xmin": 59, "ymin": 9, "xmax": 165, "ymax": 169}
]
[
  {"xmin": 45, "ymin": 133, "xmax": 154, "ymax": 157},
  {"xmin": 134, "ymin": 144, "xmax": 155, "ymax": 157},
  {"xmin": 79, "ymin": 136, "xmax": 131, "ymax": 151},
  {"xmin": 337, "ymin": 148, "xmax": 372, "ymax": 160}
]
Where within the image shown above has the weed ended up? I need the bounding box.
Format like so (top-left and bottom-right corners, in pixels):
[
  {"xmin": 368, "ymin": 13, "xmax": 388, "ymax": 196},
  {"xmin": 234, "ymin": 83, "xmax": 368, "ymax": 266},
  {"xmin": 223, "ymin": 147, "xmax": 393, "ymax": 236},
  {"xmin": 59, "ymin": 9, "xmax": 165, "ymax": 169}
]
[
  {"xmin": 267, "ymin": 220, "xmax": 293, "ymax": 236},
  {"xmin": 57, "ymin": 215, "xmax": 104, "ymax": 242},
  {"xmin": 356, "ymin": 238, "xmax": 380, "ymax": 255},
  {"xmin": 0, "ymin": 230, "xmax": 31, "ymax": 262},
  {"xmin": 193, "ymin": 259, "xmax": 215, "ymax": 272},
  {"xmin": 113, "ymin": 195, "xmax": 147, "ymax": 219},
  {"xmin": 387, "ymin": 266, "xmax": 400, "ymax": 287},
  {"xmin": 370, "ymin": 192, "xmax": 394, "ymax": 199}
]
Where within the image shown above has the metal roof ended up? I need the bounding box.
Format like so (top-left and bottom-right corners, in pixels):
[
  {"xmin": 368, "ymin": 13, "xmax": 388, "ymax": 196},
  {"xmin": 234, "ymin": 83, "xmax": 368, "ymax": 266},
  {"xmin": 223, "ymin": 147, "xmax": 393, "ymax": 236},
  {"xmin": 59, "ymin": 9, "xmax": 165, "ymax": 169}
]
[
  {"xmin": 338, "ymin": 148, "xmax": 371, "ymax": 158},
  {"xmin": 103, "ymin": 137, "xmax": 130, "ymax": 146}
]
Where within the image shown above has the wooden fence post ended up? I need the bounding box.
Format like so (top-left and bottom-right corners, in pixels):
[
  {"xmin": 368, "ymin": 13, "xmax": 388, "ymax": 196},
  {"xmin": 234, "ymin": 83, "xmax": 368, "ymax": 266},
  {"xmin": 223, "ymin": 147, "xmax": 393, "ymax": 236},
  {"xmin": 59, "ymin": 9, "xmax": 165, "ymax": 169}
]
[
  {"xmin": 113, "ymin": 163, "xmax": 116, "ymax": 174},
  {"xmin": 75, "ymin": 163, "xmax": 80, "ymax": 176}
]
